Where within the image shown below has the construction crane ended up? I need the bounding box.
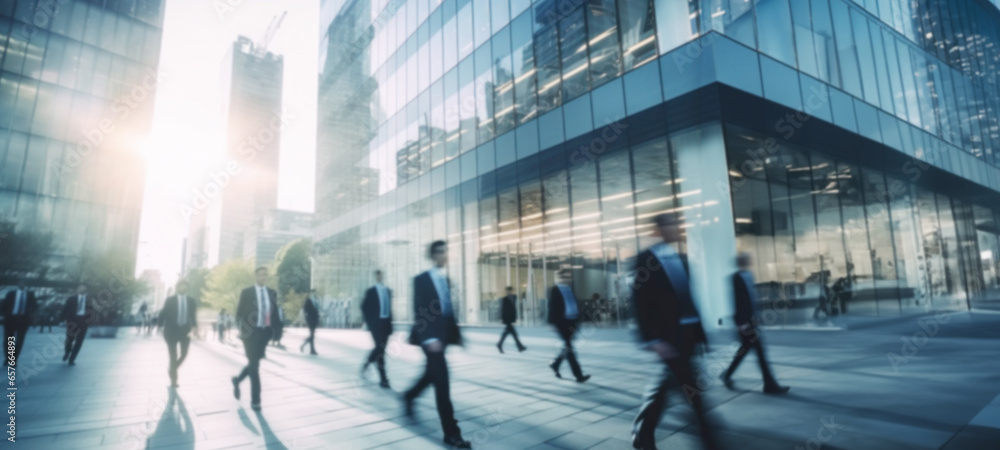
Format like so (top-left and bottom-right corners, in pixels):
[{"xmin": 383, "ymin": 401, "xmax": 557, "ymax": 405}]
[{"xmin": 254, "ymin": 11, "xmax": 286, "ymax": 57}]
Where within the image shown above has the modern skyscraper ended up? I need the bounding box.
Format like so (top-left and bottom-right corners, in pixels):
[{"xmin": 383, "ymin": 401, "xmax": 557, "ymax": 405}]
[
  {"xmin": 0, "ymin": 0, "xmax": 165, "ymax": 280},
  {"xmin": 242, "ymin": 208, "xmax": 312, "ymax": 266},
  {"xmin": 189, "ymin": 36, "xmax": 283, "ymax": 269},
  {"xmin": 314, "ymin": 0, "xmax": 1000, "ymax": 327}
]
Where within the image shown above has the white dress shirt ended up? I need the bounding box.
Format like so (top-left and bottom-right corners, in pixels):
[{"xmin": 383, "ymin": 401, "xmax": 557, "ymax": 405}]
[
  {"xmin": 77, "ymin": 295, "xmax": 87, "ymax": 316},
  {"xmin": 376, "ymin": 283, "xmax": 390, "ymax": 319},
  {"xmin": 255, "ymin": 285, "xmax": 271, "ymax": 327},
  {"xmin": 13, "ymin": 290, "xmax": 25, "ymax": 315},
  {"xmin": 177, "ymin": 295, "xmax": 187, "ymax": 326}
]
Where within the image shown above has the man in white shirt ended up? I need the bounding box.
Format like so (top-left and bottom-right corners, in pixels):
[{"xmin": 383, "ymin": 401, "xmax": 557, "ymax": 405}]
[
  {"xmin": 546, "ymin": 270, "xmax": 590, "ymax": 383},
  {"xmin": 160, "ymin": 281, "xmax": 198, "ymax": 388},
  {"xmin": 403, "ymin": 241, "xmax": 471, "ymax": 449},
  {"xmin": 61, "ymin": 283, "xmax": 93, "ymax": 366},
  {"xmin": 232, "ymin": 267, "xmax": 279, "ymax": 411},
  {"xmin": 362, "ymin": 270, "xmax": 394, "ymax": 387},
  {"xmin": 3, "ymin": 278, "xmax": 37, "ymax": 366}
]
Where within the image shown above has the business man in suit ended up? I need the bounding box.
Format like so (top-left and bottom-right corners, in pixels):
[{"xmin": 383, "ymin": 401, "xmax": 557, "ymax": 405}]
[
  {"xmin": 3, "ymin": 279, "xmax": 37, "ymax": 365},
  {"xmin": 362, "ymin": 270, "xmax": 393, "ymax": 388},
  {"xmin": 403, "ymin": 241, "xmax": 472, "ymax": 449},
  {"xmin": 231, "ymin": 267, "xmax": 280, "ymax": 411},
  {"xmin": 496, "ymin": 286, "xmax": 526, "ymax": 353},
  {"xmin": 721, "ymin": 253, "xmax": 790, "ymax": 394},
  {"xmin": 547, "ymin": 271, "xmax": 591, "ymax": 383},
  {"xmin": 61, "ymin": 283, "xmax": 95, "ymax": 366},
  {"xmin": 631, "ymin": 213, "xmax": 716, "ymax": 450},
  {"xmin": 300, "ymin": 289, "xmax": 320, "ymax": 355},
  {"xmin": 160, "ymin": 281, "xmax": 198, "ymax": 388}
]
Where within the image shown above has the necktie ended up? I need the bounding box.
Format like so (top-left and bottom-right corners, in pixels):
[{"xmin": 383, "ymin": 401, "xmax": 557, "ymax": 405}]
[
  {"xmin": 437, "ymin": 274, "xmax": 452, "ymax": 317},
  {"xmin": 78, "ymin": 296, "xmax": 86, "ymax": 315},
  {"xmin": 14, "ymin": 291, "xmax": 23, "ymax": 315},
  {"xmin": 379, "ymin": 286, "xmax": 389, "ymax": 318},
  {"xmin": 260, "ymin": 288, "xmax": 271, "ymax": 327}
]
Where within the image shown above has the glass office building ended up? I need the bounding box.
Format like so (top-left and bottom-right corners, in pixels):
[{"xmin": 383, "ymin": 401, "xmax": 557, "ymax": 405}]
[
  {"xmin": 0, "ymin": 1, "xmax": 164, "ymax": 278},
  {"xmin": 315, "ymin": 0, "xmax": 1000, "ymax": 327}
]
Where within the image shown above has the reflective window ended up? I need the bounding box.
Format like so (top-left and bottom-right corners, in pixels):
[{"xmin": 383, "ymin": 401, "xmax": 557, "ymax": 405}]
[
  {"xmin": 618, "ymin": 0, "xmax": 658, "ymax": 71},
  {"xmin": 559, "ymin": 8, "xmax": 589, "ymax": 102},
  {"xmin": 655, "ymin": 0, "xmax": 699, "ymax": 54},
  {"xmin": 754, "ymin": 0, "xmax": 795, "ymax": 66},
  {"xmin": 587, "ymin": 0, "xmax": 622, "ymax": 88},
  {"xmin": 535, "ymin": 24, "xmax": 561, "ymax": 113},
  {"xmin": 700, "ymin": 0, "xmax": 755, "ymax": 48},
  {"xmin": 511, "ymin": 12, "xmax": 538, "ymax": 124}
]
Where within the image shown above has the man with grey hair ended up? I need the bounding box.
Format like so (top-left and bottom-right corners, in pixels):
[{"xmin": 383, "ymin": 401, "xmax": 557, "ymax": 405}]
[
  {"xmin": 631, "ymin": 213, "xmax": 716, "ymax": 450},
  {"xmin": 720, "ymin": 252, "xmax": 789, "ymax": 394}
]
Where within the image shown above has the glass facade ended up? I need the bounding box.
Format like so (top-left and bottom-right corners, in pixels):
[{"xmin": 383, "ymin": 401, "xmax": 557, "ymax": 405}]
[
  {"xmin": 315, "ymin": 0, "xmax": 1000, "ymax": 326},
  {"xmin": 0, "ymin": 0, "xmax": 164, "ymax": 274}
]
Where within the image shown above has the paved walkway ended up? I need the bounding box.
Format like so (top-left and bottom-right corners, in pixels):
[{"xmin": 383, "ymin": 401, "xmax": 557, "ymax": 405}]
[{"xmin": 8, "ymin": 310, "xmax": 1000, "ymax": 449}]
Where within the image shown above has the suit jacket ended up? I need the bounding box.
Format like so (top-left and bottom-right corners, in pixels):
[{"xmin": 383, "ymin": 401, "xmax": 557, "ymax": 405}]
[
  {"xmin": 159, "ymin": 295, "xmax": 198, "ymax": 341},
  {"xmin": 62, "ymin": 294, "xmax": 97, "ymax": 325},
  {"xmin": 408, "ymin": 271, "xmax": 462, "ymax": 346},
  {"xmin": 632, "ymin": 248, "xmax": 708, "ymax": 353},
  {"xmin": 361, "ymin": 286, "xmax": 394, "ymax": 336},
  {"xmin": 303, "ymin": 297, "xmax": 320, "ymax": 327},
  {"xmin": 732, "ymin": 271, "xmax": 757, "ymax": 327},
  {"xmin": 547, "ymin": 285, "xmax": 579, "ymax": 332},
  {"xmin": 235, "ymin": 286, "xmax": 280, "ymax": 340},
  {"xmin": 500, "ymin": 295, "xmax": 517, "ymax": 325},
  {"xmin": 2, "ymin": 289, "xmax": 37, "ymax": 326}
]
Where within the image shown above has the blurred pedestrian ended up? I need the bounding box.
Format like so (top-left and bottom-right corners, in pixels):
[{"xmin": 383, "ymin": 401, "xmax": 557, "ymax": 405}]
[
  {"xmin": 301, "ymin": 289, "xmax": 320, "ymax": 355},
  {"xmin": 61, "ymin": 283, "xmax": 95, "ymax": 366},
  {"xmin": 631, "ymin": 213, "xmax": 716, "ymax": 450},
  {"xmin": 496, "ymin": 286, "xmax": 526, "ymax": 353},
  {"xmin": 721, "ymin": 253, "xmax": 790, "ymax": 394},
  {"xmin": 547, "ymin": 270, "xmax": 590, "ymax": 383},
  {"xmin": 2, "ymin": 278, "xmax": 37, "ymax": 365},
  {"xmin": 403, "ymin": 241, "xmax": 472, "ymax": 449},
  {"xmin": 362, "ymin": 271, "xmax": 393, "ymax": 387},
  {"xmin": 231, "ymin": 267, "xmax": 280, "ymax": 411},
  {"xmin": 160, "ymin": 281, "xmax": 197, "ymax": 388}
]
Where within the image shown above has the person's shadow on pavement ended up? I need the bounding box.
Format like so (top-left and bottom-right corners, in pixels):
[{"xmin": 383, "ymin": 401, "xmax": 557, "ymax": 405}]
[
  {"xmin": 146, "ymin": 387, "xmax": 194, "ymax": 449},
  {"xmin": 237, "ymin": 408, "xmax": 287, "ymax": 449}
]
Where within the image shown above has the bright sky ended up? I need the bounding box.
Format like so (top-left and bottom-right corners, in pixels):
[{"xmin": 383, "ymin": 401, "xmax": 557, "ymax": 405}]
[{"xmin": 135, "ymin": 0, "xmax": 319, "ymax": 285}]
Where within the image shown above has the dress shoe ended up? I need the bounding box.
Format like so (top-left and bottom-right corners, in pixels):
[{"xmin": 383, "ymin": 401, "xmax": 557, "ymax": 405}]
[
  {"xmin": 549, "ymin": 362, "xmax": 562, "ymax": 379},
  {"xmin": 402, "ymin": 395, "xmax": 415, "ymax": 420},
  {"xmin": 575, "ymin": 374, "xmax": 591, "ymax": 383},
  {"xmin": 720, "ymin": 373, "xmax": 734, "ymax": 390},
  {"xmin": 231, "ymin": 376, "xmax": 241, "ymax": 399},
  {"xmin": 251, "ymin": 402, "xmax": 261, "ymax": 411},
  {"xmin": 496, "ymin": 343, "xmax": 504, "ymax": 354},
  {"xmin": 517, "ymin": 345, "xmax": 527, "ymax": 352},
  {"xmin": 379, "ymin": 380, "xmax": 391, "ymax": 389},
  {"xmin": 310, "ymin": 350, "xmax": 318, "ymax": 355},
  {"xmin": 631, "ymin": 432, "xmax": 658, "ymax": 450},
  {"xmin": 764, "ymin": 385, "xmax": 790, "ymax": 395},
  {"xmin": 68, "ymin": 361, "xmax": 75, "ymax": 366},
  {"xmin": 443, "ymin": 435, "xmax": 472, "ymax": 448}
]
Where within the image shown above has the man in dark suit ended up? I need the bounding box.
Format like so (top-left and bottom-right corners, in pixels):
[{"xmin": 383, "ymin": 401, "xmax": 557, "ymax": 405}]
[
  {"xmin": 403, "ymin": 241, "xmax": 472, "ymax": 449},
  {"xmin": 3, "ymin": 279, "xmax": 37, "ymax": 365},
  {"xmin": 721, "ymin": 253, "xmax": 789, "ymax": 394},
  {"xmin": 362, "ymin": 270, "xmax": 393, "ymax": 388},
  {"xmin": 631, "ymin": 213, "xmax": 716, "ymax": 450},
  {"xmin": 231, "ymin": 267, "xmax": 280, "ymax": 411},
  {"xmin": 61, "ymin": 283, "xmax": 95, "ymax": 366},
  {"xmin": 496, "ymin": 286, "xmax": 526, "ymax": 353},
  {"xmin": 547, "ymin": 270, "xmax": 591, "ymax": 383},
  {"xmin": 159, "ymin": 281, "xmax": 198, "ymax": 388},
  {"xmin": 300, "ymin": 289, "xmax": 320, "ymax": 355}
]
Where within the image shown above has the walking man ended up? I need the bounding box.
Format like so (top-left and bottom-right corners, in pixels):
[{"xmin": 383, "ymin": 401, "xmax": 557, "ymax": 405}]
[
  {"xmin": 496, "ymin": 286, "xmax": 526, "ymax": 353},
  {"xmin": 403, "ymin": 241, "xmax": 472, "ymax": 449},
  {"xmin": 721, "ymin": 252, "xmax": 790, "ymax": 394},
  {"xmin": 160, "ymin": 281, "xmax": 198, "ymax": 387},
  {"xmin": 300, "ymin": 289, "xmax": 320, "ymax": 355},
  {"xmin": 62, "ymin": 283, "xmax": 95, "ymax": 366},
  {"xmin": 362, "ymin": 271, "xmax": 393, "ymax": 387},
  {"xmin": 547, "ymin": 270, "xmax": 590, "ymax": 383},
  {"xmin": 3, "ymin": 279, "xmax": 37, "ymax": 365},
  {"xmin": 631, "ymin": 213, "xmax": 716, "ymax": 450},
  {"xmin": 232, "ymin": 267, "xmax": 280, "ymax": 411}
]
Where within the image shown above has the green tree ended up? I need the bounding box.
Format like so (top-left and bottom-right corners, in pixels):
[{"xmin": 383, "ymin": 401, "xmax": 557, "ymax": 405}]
[
  {"xmin": 67, "ymin": 249, "xmax": 149, "ymax": 325},
  {"xmin": 0, "ymin": 220, "xmax": 56, "ymax": 283},
  {"xmin": 274, "ymin": 239, "xmax": 311, "ymax": 323},
  {"xmin": 202, "ymin": 259, "xmax": 255, "ymax": 313},
  {"xmin": 182, "ymin": 267, "xmax": 210, "ymax": 302}
]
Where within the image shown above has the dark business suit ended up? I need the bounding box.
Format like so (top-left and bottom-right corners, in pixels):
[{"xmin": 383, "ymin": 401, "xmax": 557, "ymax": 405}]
[
  {"xmin": 362, "ymin": 285, "xmax": 394, "ymax": 382},
  {"xmin": 302, "ymin": 296, "xmax": 319, "ymax": 354},
  {"xmin": 61, "ymin": 294, "xmax": 97, "ymax": 364},
  {"xmin": 723, "ymin": 271, "xmax": 780, "ymax": 388},
  {"xmin": 547, "ymin": 285, "xmax": 585, "ymax": 379},
  {"xmin": 405, "ymin": 270, "xmax": 464, "ymax": 439},
  {"xmin": 159, "ymin": 294, "xmax": 197, "ymax": 385},
  {"xmin": 631, "ymin": 245, "xmax": 715, "ymax": 449},
  {"xmin": 2, "ymin": 289, "xmax": 37, "ymax": 365},
  {"xmin": 497, "ymin": 294, "xmax": 524, "ymax": 350},
  {"xmin": 234, "ymin": 285, "xmax": 280, "ymax": 405}
]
